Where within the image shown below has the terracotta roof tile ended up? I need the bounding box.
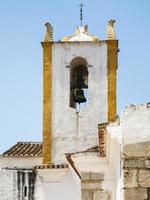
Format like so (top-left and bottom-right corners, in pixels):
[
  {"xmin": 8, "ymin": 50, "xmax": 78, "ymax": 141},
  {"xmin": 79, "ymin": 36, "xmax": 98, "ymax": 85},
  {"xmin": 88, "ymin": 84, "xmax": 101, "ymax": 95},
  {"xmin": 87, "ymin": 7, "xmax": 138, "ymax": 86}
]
[
  {"xmin": 65, "ymin": 145, "xmax": 99, "ymax": 156},
  {"xmin": 34, "ymin": 164, "xmax": 68, "ymax": 169},
  {"xmin": 1, "ymin": 142, "xmax": 42, "ymax": 157}
]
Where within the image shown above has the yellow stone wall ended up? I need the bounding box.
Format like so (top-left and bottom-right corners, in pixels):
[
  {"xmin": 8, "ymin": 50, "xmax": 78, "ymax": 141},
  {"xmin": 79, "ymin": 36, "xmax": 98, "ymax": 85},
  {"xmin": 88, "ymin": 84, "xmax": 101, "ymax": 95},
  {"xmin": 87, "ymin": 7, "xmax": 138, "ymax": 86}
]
[
  {"xmin": 107, "ymin": 40, "xmax": 118, "ymax": 122},
  {"xmin": 42, "ymin": 42, "xmax": 53, "ymax": 164}
]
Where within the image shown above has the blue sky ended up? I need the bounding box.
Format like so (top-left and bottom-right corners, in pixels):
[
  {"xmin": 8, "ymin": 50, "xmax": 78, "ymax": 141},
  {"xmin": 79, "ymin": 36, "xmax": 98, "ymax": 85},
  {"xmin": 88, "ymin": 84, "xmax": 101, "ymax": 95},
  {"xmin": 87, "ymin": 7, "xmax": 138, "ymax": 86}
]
[{"xmin": 0, "ymin": 0, "xmax": 150, "ymax": 153}]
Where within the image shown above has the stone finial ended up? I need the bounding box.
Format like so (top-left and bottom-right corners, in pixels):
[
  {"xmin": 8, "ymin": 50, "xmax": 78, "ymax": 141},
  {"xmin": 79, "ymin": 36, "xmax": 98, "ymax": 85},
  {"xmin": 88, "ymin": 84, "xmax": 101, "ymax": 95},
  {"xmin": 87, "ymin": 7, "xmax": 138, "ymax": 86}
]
[
  {"xmin": 44, "ymin": 22, "xmax": 53, "ymax": 41},
  {"xmin": 107, "ymin": 19, "xmax": 116, "ymax": 40}
]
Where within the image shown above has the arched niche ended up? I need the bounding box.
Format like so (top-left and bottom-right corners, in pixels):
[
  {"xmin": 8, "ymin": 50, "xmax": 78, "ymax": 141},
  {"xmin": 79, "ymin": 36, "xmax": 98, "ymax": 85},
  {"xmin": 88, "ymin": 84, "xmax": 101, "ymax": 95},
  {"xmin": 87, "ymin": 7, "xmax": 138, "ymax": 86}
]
[{"xmin": 70, "ymin": 57, "xmax": 88, "ymax": 109}]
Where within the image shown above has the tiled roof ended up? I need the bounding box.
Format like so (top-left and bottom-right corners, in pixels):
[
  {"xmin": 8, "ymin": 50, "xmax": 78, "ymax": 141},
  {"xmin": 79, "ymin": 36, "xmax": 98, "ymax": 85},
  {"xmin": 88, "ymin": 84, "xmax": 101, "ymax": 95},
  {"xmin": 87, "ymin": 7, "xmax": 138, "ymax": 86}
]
[
  {"xmin": 65, "ymin": 145, "xmax": 99, "ymax": 156},
  {"xmin": 1, "ymin": 142, "xmax": 42, "ymax": 157},
  {"xmin": 34, "ymin": 164, "xmax": 68, "ymax": 169},
  {"xmin": 86, "ymin": 146, "xmax": 99, "ymax": 153}
]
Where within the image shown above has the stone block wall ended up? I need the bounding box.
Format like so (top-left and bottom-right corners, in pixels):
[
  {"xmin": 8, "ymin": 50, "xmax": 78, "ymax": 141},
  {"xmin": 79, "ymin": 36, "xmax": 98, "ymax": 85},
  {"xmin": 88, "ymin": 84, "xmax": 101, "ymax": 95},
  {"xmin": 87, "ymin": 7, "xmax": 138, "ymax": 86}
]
[
  {"xmin": 123, "ymin": 142, "xmax": 150, "ymax": 200},
  {"xmin": 81, "ymin": 172, "xmax": 111, "ymax": 200}
]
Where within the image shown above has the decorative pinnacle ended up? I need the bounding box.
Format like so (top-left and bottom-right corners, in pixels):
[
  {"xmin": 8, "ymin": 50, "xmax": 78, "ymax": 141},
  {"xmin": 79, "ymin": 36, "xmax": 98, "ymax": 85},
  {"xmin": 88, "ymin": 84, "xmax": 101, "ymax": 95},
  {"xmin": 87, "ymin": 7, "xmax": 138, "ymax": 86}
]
[{"xmin": 79, "ymin": 3, "xmax": 84, "ymax": 26}]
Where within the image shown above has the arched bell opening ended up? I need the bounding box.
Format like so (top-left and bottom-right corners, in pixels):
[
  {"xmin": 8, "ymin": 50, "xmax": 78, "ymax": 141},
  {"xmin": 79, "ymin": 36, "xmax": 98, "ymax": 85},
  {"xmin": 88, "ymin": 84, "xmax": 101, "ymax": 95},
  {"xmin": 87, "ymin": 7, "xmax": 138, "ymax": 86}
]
[{"xmin": 70, "ymin": 57, "xmax": 88, "ymax": 111}]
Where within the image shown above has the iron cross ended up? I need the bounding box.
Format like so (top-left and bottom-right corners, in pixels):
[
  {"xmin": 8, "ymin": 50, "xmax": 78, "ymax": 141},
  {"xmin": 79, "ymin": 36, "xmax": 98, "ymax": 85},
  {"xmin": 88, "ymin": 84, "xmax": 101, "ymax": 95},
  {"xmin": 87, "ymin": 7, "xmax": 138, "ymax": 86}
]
[{"xmin": 79, "ymin": 3, "xmax": 84, "ymax": 26}]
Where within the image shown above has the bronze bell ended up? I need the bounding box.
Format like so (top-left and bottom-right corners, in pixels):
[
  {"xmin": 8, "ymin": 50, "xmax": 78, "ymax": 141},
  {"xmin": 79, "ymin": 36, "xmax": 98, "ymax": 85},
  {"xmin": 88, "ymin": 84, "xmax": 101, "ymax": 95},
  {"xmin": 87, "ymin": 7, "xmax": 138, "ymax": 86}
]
[{"xmin": 73, "ymin": 89, "xmax": 87, "ymax": 104}]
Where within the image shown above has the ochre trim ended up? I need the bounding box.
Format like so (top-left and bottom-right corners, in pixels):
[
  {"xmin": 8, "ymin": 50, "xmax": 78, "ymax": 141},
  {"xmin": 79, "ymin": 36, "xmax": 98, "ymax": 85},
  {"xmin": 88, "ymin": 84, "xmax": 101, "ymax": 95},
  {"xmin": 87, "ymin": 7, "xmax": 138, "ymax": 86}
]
[
  {"xmin": 42, "ymin": 42, "xmax": 53, "ymax": 164},
  {"xmin": 107, "ymin": 40, "xmax": 118, "ymax": 122}
]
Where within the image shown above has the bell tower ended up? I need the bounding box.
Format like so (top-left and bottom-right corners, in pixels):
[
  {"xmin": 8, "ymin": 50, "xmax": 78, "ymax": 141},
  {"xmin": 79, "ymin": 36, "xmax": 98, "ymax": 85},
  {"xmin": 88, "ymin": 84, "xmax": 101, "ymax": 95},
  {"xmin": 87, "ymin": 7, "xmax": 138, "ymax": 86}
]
[{"xmin": 42, "ymin": 20, "xmax": 118, "ymax": 165}]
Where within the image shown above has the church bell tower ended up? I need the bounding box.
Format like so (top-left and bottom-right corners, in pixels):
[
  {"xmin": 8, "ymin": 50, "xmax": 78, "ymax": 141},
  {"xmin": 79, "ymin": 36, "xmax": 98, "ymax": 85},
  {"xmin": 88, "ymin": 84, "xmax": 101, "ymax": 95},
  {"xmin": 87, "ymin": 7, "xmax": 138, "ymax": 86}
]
[{"xmin": 42, "ymin": 19, "xmax": 118, "ymax": 165}]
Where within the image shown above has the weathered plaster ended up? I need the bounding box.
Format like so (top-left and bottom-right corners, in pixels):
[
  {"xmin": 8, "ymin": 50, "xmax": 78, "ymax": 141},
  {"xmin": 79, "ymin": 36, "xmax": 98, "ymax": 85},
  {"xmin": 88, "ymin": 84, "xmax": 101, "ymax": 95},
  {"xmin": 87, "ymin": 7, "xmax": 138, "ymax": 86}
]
[
  {"xmin": 121, "ymin": 103, "xmax": 150, "ymax": 144},
  {"xmin": 51, "ymin": 42, "xmax": 108, "ymax": 163},
  {"xmin": 0, "ymin": 169, "xmax": 40, "ymax": 200},
  {"xmin": 0, "ymin": 157, "xmax": 42, "ymax": 169}
]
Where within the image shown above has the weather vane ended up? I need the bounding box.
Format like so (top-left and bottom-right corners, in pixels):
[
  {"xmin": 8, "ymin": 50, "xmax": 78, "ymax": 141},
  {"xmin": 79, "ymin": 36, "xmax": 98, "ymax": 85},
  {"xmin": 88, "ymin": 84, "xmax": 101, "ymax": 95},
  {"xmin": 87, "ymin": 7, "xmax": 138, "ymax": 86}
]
[{"xmin": 79, "ymin": 3, "xmax": 84, "ymax": 26}]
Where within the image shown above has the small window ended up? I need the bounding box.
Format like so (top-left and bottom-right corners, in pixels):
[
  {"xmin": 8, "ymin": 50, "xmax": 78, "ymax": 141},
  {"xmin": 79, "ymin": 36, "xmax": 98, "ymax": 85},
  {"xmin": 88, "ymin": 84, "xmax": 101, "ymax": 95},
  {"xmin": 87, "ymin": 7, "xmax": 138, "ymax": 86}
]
[{"xmin": 24, "ymin": 186, "xmax": 27, "ymax": 197}]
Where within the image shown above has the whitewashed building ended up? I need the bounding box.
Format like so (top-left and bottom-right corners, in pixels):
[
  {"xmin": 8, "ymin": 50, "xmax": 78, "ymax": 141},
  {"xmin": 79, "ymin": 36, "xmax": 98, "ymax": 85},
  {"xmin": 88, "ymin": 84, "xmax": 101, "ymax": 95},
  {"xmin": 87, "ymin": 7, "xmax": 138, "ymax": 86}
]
[{"xmin": 0, "ymin": 20, "xmax": 150, "ymax": 200}]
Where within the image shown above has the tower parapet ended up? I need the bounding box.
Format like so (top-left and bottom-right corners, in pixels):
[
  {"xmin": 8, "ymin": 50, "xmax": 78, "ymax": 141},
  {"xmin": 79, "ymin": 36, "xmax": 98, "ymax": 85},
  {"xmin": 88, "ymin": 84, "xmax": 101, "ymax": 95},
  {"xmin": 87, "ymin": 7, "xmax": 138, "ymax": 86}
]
[{"xmin": 61, "ymin": 25, "xmax": 99, "ymax": 42}]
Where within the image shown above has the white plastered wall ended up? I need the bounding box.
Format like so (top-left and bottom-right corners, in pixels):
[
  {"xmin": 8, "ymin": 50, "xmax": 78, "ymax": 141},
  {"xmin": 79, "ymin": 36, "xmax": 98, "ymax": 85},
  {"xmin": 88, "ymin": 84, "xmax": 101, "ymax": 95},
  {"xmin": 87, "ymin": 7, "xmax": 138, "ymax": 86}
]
[
  {"xmin": 0, "ymin": 157, "xmax": 42, "ymax": 169},
  {"xmin": 70, "ymin": 122, "xmax": 122, "ymax": 200},
  {"xmin": 52, "ymin": 42, "xmax": 108, "ymax": 163},
  {"xmin": 106, "ymin": 124, "xmax": 122, "ymax": 200},
  {"xmin": 121, "ymin": 103, "xmax": 150, "ymax": 145},
  {"xmin": 37, "ymin": 169, "xmax": 80, "ymax": 200}
]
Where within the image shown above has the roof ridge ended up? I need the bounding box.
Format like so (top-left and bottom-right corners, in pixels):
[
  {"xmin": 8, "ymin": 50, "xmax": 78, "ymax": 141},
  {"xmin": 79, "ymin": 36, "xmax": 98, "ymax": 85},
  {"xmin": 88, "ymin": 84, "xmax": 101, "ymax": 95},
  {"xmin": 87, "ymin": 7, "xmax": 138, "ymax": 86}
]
[
  {"xmin": 1, "ymin": 143, "xmax": 18, "ymax": 157},
  {"xmin": 17, "ymin": 141, "xmax": 42, "ymax": 144}
]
